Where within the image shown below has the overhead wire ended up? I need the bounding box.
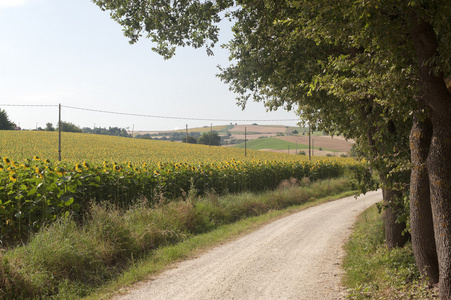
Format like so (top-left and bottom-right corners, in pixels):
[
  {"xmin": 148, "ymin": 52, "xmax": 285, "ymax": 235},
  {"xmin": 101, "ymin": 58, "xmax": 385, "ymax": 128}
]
[{"xmin": 0, "ymin": 103, "xmax": 299, "ymax": 122}]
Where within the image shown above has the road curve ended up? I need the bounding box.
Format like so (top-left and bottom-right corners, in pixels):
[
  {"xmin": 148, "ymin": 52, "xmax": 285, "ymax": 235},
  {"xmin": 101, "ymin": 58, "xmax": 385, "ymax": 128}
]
[{"xmin": 114, "ymin": 190, "xmax": 382, "ymax": 300}]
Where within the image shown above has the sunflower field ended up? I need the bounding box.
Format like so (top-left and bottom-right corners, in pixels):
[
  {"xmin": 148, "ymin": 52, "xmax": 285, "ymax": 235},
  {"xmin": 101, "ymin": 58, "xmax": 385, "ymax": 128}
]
[{"xmin": 0, "ymin": 131, "xmax": 365, "ymax": 243}]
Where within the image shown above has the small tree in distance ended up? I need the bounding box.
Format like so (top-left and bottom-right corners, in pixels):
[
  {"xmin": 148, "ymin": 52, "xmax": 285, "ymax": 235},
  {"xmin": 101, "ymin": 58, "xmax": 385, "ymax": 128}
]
[
  {"xmin": 45, "ymin": 123, "xmax": 55, "ymax": 131},
  {"xmin": 182, "ymin": 135, "xmax": 197, "ymax": 144},
  {"xmin": 57, "ymin": 121, "xmax": 82, "ymax": 133},
  {"xmin": 198, "ymin": 132, "xmax": 221, "ymax": 146}
]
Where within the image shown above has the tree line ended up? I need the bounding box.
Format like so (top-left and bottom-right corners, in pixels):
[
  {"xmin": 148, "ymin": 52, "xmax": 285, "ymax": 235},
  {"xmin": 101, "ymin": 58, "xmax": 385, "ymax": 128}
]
[
  {"xmin": 136, "ymin": 131, "xmax": 221, "ymax": 146},
  {"xmin": 0, "ymin": 112, "xmax": 131, "ymax": 138},
  {"xmin": 92, "ymin": 0, "xmax": 451, "ymax": 298}
]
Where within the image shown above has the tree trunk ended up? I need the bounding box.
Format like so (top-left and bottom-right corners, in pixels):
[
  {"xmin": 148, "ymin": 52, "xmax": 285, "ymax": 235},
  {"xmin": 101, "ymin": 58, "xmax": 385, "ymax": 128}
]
[
  {"xmin": 410, "ymin": 17, "xmax": 451, "ymax": 299},
  {"xmin": 365, "ymin": 113, "xmax": 409, "ymax": 249},
  {"xmin": 427, "ymin": 118, "xmax": 451, "ymax": 298},
  {"xmin": 381, "ymin": 184, "xmax": 410, "ymax": 249},
  {"xmin": 410, "ymin": 112, "xmax": 439, "ymax": 284}
]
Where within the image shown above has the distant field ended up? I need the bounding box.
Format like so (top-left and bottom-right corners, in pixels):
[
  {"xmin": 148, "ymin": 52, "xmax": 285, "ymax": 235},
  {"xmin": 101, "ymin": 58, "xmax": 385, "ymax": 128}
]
[
  {"xmin": 133, "ymin": 124, "xmax": 234, "ymax": 136},
  {"xmin": 232, "ymin": 137, "xmax": 334, "ymax": 152},
  {"xmin": 275, "ymin": 136, "xmax": 354, "ymax": 152},
  {"xmin": 229, "ymin": 125, "xmax": 290, "ymax": 134}
]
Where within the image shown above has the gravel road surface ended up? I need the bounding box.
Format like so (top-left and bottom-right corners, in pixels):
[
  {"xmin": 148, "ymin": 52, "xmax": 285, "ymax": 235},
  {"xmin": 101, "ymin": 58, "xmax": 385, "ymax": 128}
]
[{"xmin": 114, "ymin": 190, "xmax": 382, "ymax": 300}]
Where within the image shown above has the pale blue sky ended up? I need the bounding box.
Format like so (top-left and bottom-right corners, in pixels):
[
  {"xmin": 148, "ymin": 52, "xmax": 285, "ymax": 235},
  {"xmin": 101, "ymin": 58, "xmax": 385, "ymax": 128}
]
[{"xmin": 0, "ymin": 0, "xmax": 299, "ymax": 131}]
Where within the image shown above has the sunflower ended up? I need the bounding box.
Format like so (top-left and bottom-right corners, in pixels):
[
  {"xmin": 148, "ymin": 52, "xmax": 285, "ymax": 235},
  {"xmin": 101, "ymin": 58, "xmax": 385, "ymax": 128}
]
[
  {"xmin": 33, "ymin": 156, "xmax": 40, "ymax": 161},
  {"xmin": 9, "ymin": 172, "xmax": 17, "ymax": 182},
  {"xmin": 75, "ymin": 164, "xmax": 83, "ymax": 172},
  {"xmin": 3, "ymin": 157, "xmax": 11, "ymax": 164},
  {"xmin": 35, "ymin": 166, "xmax": 45, "ymax": 174},
  {"xmin": 55, "ymin": 166, "xmax": 66, "ymax": 176}
]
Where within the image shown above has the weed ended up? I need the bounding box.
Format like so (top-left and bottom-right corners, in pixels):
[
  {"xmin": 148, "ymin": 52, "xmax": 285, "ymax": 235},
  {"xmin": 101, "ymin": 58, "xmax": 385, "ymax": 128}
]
[{"xmin": 343, "ymin": 205, "xmax": 438, "ymax": 299}]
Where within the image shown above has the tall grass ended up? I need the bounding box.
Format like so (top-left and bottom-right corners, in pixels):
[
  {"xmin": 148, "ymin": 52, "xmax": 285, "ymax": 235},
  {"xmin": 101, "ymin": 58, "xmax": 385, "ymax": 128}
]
[
  {"xmin": 343, "ymin": 205, "xmax": 438, "ymax": 299},
  {"xmin": 1, "ymin": 177, "xmax": 354, "ymax": 299}
]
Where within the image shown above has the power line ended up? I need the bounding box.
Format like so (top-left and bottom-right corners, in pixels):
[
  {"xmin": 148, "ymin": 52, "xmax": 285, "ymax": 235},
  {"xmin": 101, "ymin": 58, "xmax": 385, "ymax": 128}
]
[
  {"xmin": 63, "ymin": 105, "xmax": 298, "ymax": 122},
  {"xmin": 0, "ymin": 103, "xmax": 299, "ymax": 122},
  {"xmin": 0, "ymin": 104, "xmax": 58, "ymax": 107}
]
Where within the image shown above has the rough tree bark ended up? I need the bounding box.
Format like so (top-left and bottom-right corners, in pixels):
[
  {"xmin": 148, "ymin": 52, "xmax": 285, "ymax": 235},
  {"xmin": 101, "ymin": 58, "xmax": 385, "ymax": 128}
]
[
  {"xmin": 411, "ymin": 17, "xmax": 451, "ymax": 299},
  {"xmin": 381, "ymin": 183, "xmax": 410, "ymax": 249},
  {"xmin": 409, "ymin": 111, "xmax": 439, "ymax": 284}
]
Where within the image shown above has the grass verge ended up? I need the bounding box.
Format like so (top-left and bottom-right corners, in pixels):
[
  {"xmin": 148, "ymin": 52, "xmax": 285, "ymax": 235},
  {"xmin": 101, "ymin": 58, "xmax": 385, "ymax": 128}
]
[
  {"xmin": 1, "ymin": 177, "xmax": 355, "ymax": 300},
  {"xmin": 343, "ymin": 204, "xmax": 438, "ymax": 299}
]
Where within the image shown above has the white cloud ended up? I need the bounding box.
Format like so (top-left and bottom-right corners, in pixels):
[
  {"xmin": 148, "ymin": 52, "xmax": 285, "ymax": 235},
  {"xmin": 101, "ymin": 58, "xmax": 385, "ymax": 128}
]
[{"xmin": 0, "ymin": 0, "xmax": 26, "ymax": 7}]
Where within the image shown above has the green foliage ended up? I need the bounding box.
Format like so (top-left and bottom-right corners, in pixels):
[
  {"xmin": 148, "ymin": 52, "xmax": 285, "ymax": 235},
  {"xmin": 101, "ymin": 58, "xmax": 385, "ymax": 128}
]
[
  {"xmin": 197, "ymin": 131, "xmax": 221, "ymax": 146},
  {"xmin": 0, "ymin": 109, "xmax": 15, "ymax": 130},
  {"xmin": 343, "ymin": 205, "xmax": 438, "ymax": 299},
  {"xmin": 83, "ymin": 126, "xmax": 130, "ymax": 137},
  {"xmin": 45, "ymin": 123, "xmax": 55, "ymax": 131},
  {"xmin": 57, "ymin": 121, "xmax": 82, "ymax": 133},
  {"xmin": 182, "ymin": 135, "xmax": 198, "ymax": 144}
]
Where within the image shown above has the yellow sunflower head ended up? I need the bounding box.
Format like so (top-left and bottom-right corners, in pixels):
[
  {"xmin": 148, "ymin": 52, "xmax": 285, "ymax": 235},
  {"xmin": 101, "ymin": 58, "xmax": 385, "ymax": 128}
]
[
  {"xmin": 55, "ymin": 166, "xmax": 66, "ymax": 176},
  {"xmin": 9, "ymin": 173, "xmax": 17, "ymax": 182},
  {"xmin": 75, "ymin": 164, "xmax": 83, "ymax": 172}
]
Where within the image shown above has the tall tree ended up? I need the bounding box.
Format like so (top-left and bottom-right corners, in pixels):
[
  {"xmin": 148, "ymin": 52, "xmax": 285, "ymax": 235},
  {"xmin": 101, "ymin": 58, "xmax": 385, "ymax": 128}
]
[{"xmin": 290, "ymin": 1, "xmax": 449, "ymax": 294}]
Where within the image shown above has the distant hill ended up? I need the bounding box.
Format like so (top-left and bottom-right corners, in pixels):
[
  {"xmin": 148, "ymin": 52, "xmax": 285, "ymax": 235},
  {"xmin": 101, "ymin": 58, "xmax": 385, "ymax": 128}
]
[{"xmin": 131, "ymin": 124, "xmax": 354, "ymax": 156}]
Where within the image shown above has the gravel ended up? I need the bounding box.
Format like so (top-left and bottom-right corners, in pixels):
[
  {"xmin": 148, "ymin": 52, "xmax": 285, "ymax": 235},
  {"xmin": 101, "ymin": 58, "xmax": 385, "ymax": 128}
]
[{"xmin": 113, "ymin": 190, "xmax": 382, "ymax": 300}]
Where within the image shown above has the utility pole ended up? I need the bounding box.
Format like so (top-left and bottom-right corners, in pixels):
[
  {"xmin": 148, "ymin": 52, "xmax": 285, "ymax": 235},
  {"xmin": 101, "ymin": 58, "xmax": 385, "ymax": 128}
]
[
  {"xmin": 308, "ymin": 123, "xmax": 311, "ymax": 161},
  {"xmin": 312, "ymin": 138, "xmax": 314, "ymax": 156},
  {"xmin": 209, "ymin": 123, "xmax": 212, "ymax": 147},
  {"xmin": 245, "ymin": 127, "xmax": 247, "ymax": 157},
  {"xmin": 186, "ymin": 124, "xmax": 188, "ymax": 143},
  {"xmin": 58, "ymin": 104, "xmax": 61, "ymax": 161}
]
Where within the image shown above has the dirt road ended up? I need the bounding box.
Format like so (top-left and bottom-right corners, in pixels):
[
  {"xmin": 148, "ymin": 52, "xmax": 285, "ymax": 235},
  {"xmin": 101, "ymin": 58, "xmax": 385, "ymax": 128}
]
[{"xmin": 114, "ymin": 190, "xmax": 382, "ymax": 300}]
